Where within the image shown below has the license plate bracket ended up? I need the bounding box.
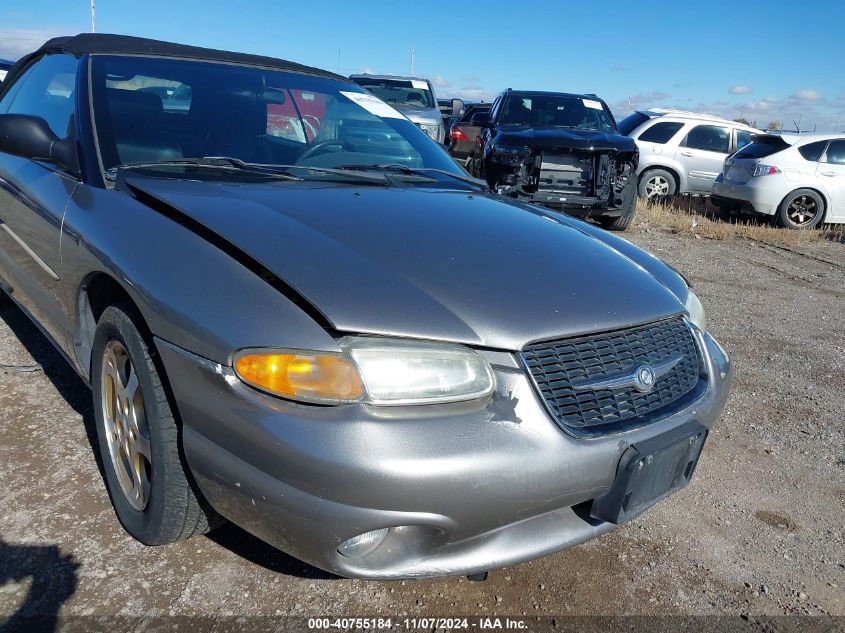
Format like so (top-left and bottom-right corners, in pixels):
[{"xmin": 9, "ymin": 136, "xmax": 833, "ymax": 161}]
[{"xmin": 591, "ymin": 422, "xmax": 708, "ymax": 524}]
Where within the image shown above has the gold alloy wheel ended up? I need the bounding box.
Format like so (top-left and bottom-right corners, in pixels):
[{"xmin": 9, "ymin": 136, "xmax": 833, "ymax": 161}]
[
  {"xmin": 786, "ymin": 194, "xmax": 819, "ymax": 226},
  {"xmin": 101, "ymin": 340, "xmax": 152, "ymax": 511}
]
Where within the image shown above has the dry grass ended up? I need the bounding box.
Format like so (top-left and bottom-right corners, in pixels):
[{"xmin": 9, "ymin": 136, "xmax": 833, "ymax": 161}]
[{"xmin": 633, "ymin": 197, "xmax": 845, "ymax": 249}]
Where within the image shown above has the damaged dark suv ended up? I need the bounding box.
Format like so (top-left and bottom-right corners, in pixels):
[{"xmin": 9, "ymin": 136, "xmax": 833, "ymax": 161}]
[{"xmin": 471, "ymin": 89, "xmax": 639, "ymax": 230}]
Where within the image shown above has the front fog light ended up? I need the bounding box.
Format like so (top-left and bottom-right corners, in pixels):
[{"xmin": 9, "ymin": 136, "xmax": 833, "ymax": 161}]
[{"xmin": 338, "ymin": 528, "xmax": 389, "ymax": 558}]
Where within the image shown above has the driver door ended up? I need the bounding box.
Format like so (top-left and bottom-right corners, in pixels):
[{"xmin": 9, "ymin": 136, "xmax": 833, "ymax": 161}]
[{"xmin": 0, "ymin": 53, "xmax": 80, "ymax": 348}]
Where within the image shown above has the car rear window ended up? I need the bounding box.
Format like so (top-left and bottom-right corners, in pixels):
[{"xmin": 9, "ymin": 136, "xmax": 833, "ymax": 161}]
[
  {"xmin": 734, "ymin": 136, "xmax": 790, "ymax": 159},
  {"xmin": 618, "ymin": 112, "xmax": 651, "ymax": 136},
  {"xmin": 459, "ymin": 106, "xmax": 490, "ymax": 123},
  {"xmin": 799, "ymin": 140, "xmax": 829, "ymax": 162},
  {"xmin": 637, "ymin": 121, "xmax": 684, "ymax": 144}
]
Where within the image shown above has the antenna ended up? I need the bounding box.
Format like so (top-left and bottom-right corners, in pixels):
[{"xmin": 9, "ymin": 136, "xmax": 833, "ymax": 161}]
[
  {"xmin": 410, "ymin": 47, "xmax": 415, "ymax": 76},
  {"xmin": 91, "ymin": 0, "xmax": 96, "ymax": 32},
  {"xmin": 337, "ymin": 48, "xmax": 340, "ymax": 74}
]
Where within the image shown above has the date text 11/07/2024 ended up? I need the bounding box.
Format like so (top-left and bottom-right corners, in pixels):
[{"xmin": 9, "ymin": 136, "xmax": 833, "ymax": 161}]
[{"xmin": 306, "ymin": 617, "xmax": 530, "ymax": 630}]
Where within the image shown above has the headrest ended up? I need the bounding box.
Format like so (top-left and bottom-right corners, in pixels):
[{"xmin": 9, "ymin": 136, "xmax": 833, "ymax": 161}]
[{"xmin": 107, "ymin": 88, "xmax": 163, "ymax": 128}]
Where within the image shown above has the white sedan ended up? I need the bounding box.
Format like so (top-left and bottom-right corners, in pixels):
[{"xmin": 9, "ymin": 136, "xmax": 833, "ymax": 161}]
[{"xmin": 712, "ymin": 133, "xmax": 845, "ymax": 228}]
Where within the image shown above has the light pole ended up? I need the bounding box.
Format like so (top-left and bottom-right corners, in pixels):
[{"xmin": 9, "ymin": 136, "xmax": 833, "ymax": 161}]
[{"xmin": 91, "ymin": 0, "xmax": 96, "ymax": 33}]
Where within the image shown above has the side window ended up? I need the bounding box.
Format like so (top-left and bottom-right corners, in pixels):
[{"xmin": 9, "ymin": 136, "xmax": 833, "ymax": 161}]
[
  {"xmin": 0, "ymin": 64, "xmax": 34, "ymax": 113},
  {"xmin": 638, "ymin": 121, "xmax": 684, "ymax": 144},
  {"xmin": 489, "ymin": 96, "xmax": 503, "ymax": 123},
  {"xmin": 6, "ymin": 54, "xmax": 78, "ymax": 137},
  {"xmin": 682, "ymin": 125, "xmax": 730, "ymax": 154},
  {"xmin": 824, "ymin": 140, "xmax": 845, "ymax": 166},
  {"xmin": 798, "ymin": 140, "xmax": 828, "ymax": 162},
  {"xmin": 735, "ymin": 130, "xmax": 753, "ymax": 151}
]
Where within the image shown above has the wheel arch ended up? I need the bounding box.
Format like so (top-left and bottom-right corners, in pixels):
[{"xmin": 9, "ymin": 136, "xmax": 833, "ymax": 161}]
[{"xmin": 74, "ymin": 271, "xmax": 148, "ymax": 381}]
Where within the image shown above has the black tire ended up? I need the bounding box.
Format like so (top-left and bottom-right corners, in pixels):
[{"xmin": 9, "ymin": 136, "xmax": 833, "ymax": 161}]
[
  {"xmin": 638, "ymin": 169, "xmax": 677, "ymax": 201},
  {"xmin": 775, "ymin": 189, "xmax": 825, "ymax": 229},
  {"xmin": 599, "ymin": 182, "xmax": 637, "ymax": 231},
  {"xmin": 92, "ymin": 303, "xmax": 218, "ymax": 545}
]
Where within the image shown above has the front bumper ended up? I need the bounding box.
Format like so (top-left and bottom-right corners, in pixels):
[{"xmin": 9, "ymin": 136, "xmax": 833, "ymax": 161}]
[
  {"xmin": 712, "ymin": 179, "xmax": 782, "ymax": 216},
  {"xmin": 156, "ymin": 330, "xmax": 731, "ymax": 580}
]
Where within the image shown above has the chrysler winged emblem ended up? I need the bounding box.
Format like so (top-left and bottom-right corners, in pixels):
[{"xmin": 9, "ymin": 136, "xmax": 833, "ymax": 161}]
[{"xmin": 571, "ymin": 355, "xmax": 682, "ymax": 394}]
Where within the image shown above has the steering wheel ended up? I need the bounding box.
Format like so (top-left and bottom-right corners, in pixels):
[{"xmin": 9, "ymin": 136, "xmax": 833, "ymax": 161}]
[{"xmin": 298, "ymin": 140, "xmax": 350, "ymax": 162}]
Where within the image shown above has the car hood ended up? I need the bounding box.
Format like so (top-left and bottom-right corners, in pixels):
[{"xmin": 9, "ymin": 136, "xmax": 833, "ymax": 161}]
[
  {"xmin": 496, "ymin": 126, "xmax": 637, "ymax": 152},
  {"xmin": 123, "ymin": 178, "xmax": 684, "ymax": 350}
]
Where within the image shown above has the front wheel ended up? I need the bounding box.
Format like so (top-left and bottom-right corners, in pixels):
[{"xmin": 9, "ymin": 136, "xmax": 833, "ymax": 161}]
[
  {"xmin": 92, "ymin": 304, "xmax": 218, "ymax": 545},
  {"xmin": 776, "ymin": 189, "xmax": 825, "ymax": 229},
  {"xmin": 599, "ymin": 183, "xmax": 637, "ymax": 231}
]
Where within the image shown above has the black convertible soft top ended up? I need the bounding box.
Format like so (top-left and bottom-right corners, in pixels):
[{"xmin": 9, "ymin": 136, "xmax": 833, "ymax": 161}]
[{"xmin": 4, "ymin": 33, "xmax": 343, "ymax": 88}]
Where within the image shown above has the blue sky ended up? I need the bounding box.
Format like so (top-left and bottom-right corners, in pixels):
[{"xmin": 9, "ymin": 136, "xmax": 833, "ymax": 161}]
[{"xmin": 2, "ymin": 0, "xmax": 843, "ymax": 131}]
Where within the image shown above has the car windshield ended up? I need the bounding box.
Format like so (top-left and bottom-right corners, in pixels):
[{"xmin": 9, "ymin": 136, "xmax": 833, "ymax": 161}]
[
  {"xmin": 500, "ymin": 94, "xmax": 616, "ymax": 132},
  {"xmin": 89, "ymin": 56, "xmax": 459, "ymax": 178},
  {"xmin": 349, "ymin": 77, "xmax": 435, "ymax": 109}
]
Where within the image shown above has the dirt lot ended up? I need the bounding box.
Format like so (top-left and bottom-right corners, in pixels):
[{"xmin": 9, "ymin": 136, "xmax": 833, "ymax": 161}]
[{"xmin": 1, "ymin": 213, "xmax": 844, "ymax": 630}]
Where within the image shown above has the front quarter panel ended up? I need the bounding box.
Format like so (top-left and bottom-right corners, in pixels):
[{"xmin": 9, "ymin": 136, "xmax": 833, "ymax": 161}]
[{"xmin": 61, "ymin": 183, "xmax": 339, "ymax": 377}]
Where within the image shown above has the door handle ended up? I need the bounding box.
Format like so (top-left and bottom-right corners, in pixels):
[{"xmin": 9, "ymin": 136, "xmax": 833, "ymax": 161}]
[
  {"xmin": 680, "ymin": 151, "xmax": 694, "ymax": 157},
  {"xmin": 820, "ymin": 170, "xmax": 836, "ymax": 177}
]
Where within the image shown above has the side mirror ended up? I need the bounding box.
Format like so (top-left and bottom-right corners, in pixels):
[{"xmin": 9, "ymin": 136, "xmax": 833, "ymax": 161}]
[
  {"xmin": 0, "ymin": 114, "xmax": 78, "ymax": 174},
  {"xmin": 469, "ymin": 111, "xmax": 490, "ymax": 127},
  {"xmin": 451, "ymin": 98, "xmax": 464, "ymax": 117}
]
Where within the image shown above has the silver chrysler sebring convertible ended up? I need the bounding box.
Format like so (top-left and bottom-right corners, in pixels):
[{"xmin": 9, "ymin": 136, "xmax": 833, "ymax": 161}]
[{"xmin": 0, "ymin": 35, "xmax": 731, "ymax": 579}]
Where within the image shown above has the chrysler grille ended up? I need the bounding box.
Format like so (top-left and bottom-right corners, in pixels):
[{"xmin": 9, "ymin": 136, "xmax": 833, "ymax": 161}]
[{"xmin": 521, "ymin": 317, "xmax": 705, "ymax": 433}]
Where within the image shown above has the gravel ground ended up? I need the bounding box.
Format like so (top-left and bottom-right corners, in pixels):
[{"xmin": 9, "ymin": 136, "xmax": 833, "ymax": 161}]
[{"xmin": 1, "ymin": 228, "xmax": 843, "ymax": 629}]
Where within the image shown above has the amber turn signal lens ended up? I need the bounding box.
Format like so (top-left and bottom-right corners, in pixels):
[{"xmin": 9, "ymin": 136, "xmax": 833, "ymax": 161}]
[{"xmin": 234, "ymin": 352, "xmax": 363, "ymax": 403}]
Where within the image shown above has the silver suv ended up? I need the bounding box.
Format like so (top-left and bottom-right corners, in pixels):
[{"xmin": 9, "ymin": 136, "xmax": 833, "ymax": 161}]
[
  {"xmin": 349, "ymin": 74, "xmax": 445, "ymax": 143},
  {"xmin": 619, "ymin": 108, "xmax": 760, "ymax": 199}
]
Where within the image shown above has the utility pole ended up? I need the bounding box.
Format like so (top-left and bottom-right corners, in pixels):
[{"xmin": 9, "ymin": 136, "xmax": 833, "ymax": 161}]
[
  {"xmin": 410, "ymin": 47, "xmax": 415, "ymax": 76},
  {"xmin": 91, "ymin": 0, "xmax": 96, "ymax": 33}
]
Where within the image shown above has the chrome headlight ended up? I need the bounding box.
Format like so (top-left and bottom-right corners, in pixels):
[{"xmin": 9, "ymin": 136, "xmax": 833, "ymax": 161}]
[
  {"xmin": 419, "ymin": 123, "xmax": 440, "ymax": 141},
  {"xmin": 234, "ymin": 337, "xmax": 495, "ymax": 406},
  {"xmin": 684, "ymin": 290, "xmax": 707, "ymax": 332},
  {"xmin": 342, "ymin": 337, "xmax": 495, "ymax": 405}
]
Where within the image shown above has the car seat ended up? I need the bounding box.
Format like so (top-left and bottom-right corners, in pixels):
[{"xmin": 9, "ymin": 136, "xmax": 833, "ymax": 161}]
[{"xmin": 105, "ymin": 88, "xmax": 183, "ymax": 166}]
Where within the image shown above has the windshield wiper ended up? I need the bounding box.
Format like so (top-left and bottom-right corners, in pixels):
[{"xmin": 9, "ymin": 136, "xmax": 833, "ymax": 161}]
[
  {"xmin": 106, "ymin": 157, "xmax": 388, "ymax": 186},
  {"xmin": 337, "ymin": 164, "xmax": 488, "ymax": 189},
  {"xmin": 245, "ymin": 163, "xmax": 389, "ymax": 185},
  {"xmin": 105, "ymin": 157, "xmax": 303, "ymax": 181}
]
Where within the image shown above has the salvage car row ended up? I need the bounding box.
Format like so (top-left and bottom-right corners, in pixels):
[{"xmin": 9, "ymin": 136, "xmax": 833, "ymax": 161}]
[{"xmin": 427, "ymin": 84, "xmax": 845, "ymax": 229}]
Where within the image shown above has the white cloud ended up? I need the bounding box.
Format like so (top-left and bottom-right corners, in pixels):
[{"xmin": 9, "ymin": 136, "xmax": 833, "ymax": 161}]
[
  {"xmin": 729, "ymin": 85, "xmax": 753, "ymax": 95},
  {"xmin": 451, "ymin": 85, "xmax": 496, "ymax": 103},
  {"xmin": 431, "ymin": 75, "xmax": 451, "ymax": 89},
  {"xmin": 790, "ymin": 89, "xmax": 822, "ymax": 102},
  {"xmin": 0, "ymin": 28, "xmax": 65, "ymax": 60}
]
